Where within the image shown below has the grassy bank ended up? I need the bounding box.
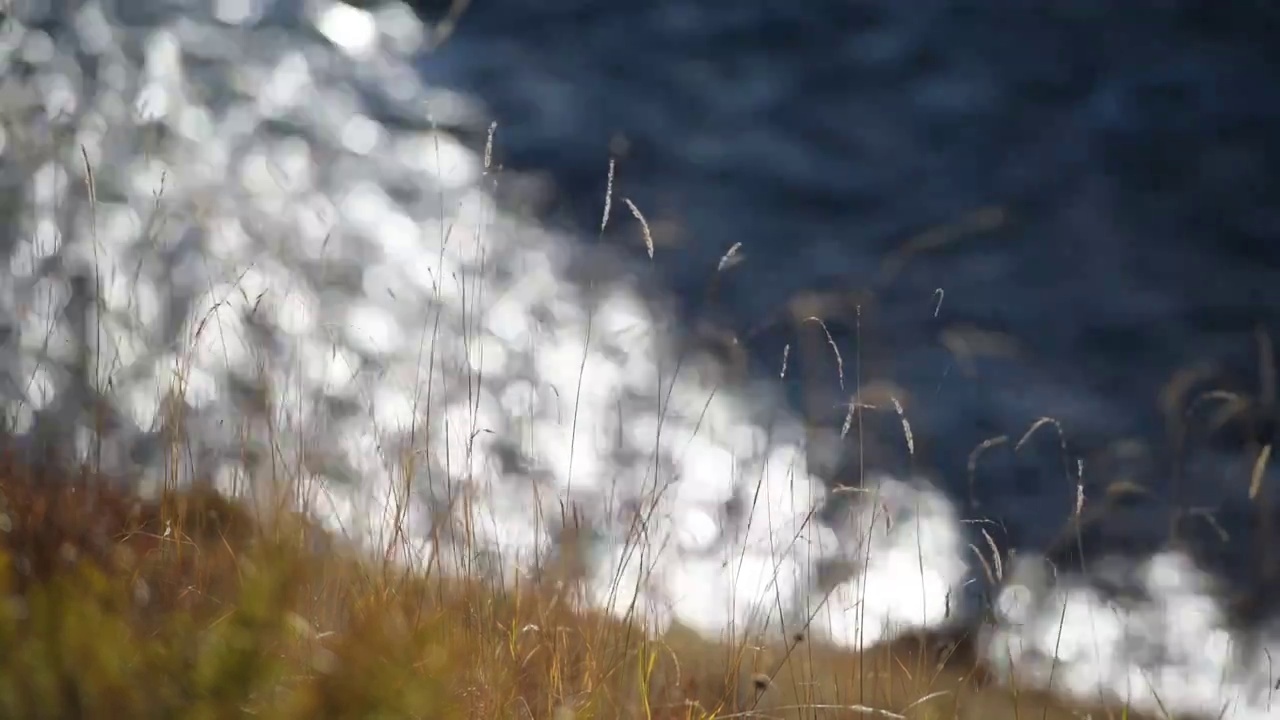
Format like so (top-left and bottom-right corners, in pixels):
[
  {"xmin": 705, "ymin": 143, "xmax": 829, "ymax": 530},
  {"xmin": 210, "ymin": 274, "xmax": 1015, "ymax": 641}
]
[{"xmin": 0, "ymin": 440, "xmax": 1161, "ymax": 720}]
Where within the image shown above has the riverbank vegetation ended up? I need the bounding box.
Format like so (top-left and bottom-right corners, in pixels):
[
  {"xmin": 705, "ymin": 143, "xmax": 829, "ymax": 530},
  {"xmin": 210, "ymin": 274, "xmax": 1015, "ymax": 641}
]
[
  {"xmin": 0, "ymin": 137, "xmax": 1173, "ymax": 718},
  {"xmin": 0, "ymin": 436, "xmax": 1161, "ymax": 719}
]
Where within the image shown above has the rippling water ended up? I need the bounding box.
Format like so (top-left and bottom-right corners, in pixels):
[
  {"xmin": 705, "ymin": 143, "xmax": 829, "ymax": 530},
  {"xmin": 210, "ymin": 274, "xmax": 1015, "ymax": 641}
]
[
  {"xmin": 418, "ymin": 0, "xmax": 1280, "ymax": 583},
  {"xmin": 1, "ymin": 1, "xmax": 1278, "ymax": 717}
]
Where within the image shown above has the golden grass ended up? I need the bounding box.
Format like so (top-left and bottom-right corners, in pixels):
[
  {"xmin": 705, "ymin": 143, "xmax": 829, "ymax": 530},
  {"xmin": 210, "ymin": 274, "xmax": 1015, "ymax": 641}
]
[{"xmin": 0, "ymin": 439, "xmax": 1167, "ymax": 720}]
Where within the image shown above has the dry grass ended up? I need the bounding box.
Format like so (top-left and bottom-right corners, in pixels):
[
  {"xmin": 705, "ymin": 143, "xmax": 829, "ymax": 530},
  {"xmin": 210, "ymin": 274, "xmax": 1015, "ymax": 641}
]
[
  {"xmin": 0, "ymin": 436, "xmax": 1167, "ymax": 720},
  {"xmin": 0, "ymin": 129, "xmax": 1199, "ymax": 719}
]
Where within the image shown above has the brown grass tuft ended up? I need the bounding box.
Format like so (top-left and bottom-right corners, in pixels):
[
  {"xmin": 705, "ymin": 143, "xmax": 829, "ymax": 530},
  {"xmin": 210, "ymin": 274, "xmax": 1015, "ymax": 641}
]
[{"xmin": 0, "ymin": 435, "xmax": 1168, "ymax": 719}]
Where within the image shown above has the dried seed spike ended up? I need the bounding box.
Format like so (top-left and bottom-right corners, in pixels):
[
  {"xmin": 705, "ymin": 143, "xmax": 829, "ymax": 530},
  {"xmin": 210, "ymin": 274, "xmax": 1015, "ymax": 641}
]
[
  {"xmin": 1185, "ymin": 390, "xmax": 1248, "ymax": 423},
  {"xmin": 483, "ymin": 121, "xmax": 497, "ymax": 172},
  {"xmin": 967, "ymin": 435, "xmax": 1008, "ymax": 507},
  {"xmin": 1075, "ymin": 458, "xmax": 1086, "ymax": 517},
  {"xmin": 840, "ymin": 397, "xmax": 878, "ymax": 440},
  {"xmin": 903, "ymin": 690, "xmax": 953, "ymax": 713},
  {"xmin": 1249, "ymin": 444, "xmax": 1272, "ymax": 501},
  {"xmin": 718, "ymin": 242, "xmax": 743, "ymax": 272},
  {"xmin": 1015, "ymin": 416, "xmax": 1064, "ymax": 453},
  {"xmin": 600, "ymin": 157, "xmax": 616, "ymax": 233},
  {"xmin": 802, "ymin": 316, "xmax": 844, "ymax": 390},
  {"xmin": 841, "ymin": 397, "xmax": 855, "ymax": 440},
  {"xmin": 889, "ymin": 395, "xmax": 914, "ymax": 456},
  {"xmin": 621, "ymin": 198, "xmax": 653, "ymax": 259},
  {"xmin": 969, "ymin": 543, "xmax": 996, "ymax": 585},
  {"xmin": 980, "ymin": 527, "xmax": 1003, "ymax": 581}
]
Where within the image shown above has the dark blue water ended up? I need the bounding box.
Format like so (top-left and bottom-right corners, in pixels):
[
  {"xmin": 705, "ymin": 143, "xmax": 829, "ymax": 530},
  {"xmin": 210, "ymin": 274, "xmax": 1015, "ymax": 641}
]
[{"xmin": 412, "ymin": 0, "xmax": 1280, "ymax": 603}]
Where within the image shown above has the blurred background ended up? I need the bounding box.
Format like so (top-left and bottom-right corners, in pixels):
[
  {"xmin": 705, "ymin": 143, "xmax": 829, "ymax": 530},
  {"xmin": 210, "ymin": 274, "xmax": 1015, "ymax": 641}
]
[{"xmin": 405, "ymin": 0, "xmax": 1280, "ymax": 611}]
